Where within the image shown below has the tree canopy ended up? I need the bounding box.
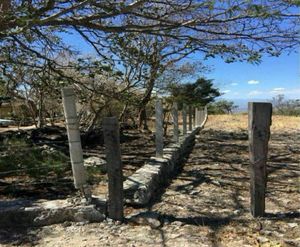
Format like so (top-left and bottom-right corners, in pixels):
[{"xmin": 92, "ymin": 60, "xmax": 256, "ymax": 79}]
[
  {"xmin": 1, "ymin": 1, "xmax": 299, "ymax": 69},
  {"xmin": 0, "ymin": 0, "xmax": 299, "ymax": 128},
  {"xmin": 168, "ymin": 77, "xmax": 221, "ymax": 107},
  {"xmin": 208, "ymin": 100, "xmax": 238, "ymax": 114}
]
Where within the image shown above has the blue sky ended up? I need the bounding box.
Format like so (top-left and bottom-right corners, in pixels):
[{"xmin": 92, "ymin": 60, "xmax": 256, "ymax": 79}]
[
  {"xmin": 62, "ymin": 31, "xmax": 299, "ymax": 101},
  {"xmin": 204, "ymin": 52, "xmax": 299, "ymax": 100}
]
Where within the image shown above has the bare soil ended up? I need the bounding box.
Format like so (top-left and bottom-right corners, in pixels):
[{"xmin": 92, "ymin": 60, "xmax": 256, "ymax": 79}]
[{"xmin": 0, "ymin": 114, "xmax": 299, "ymax": 247}]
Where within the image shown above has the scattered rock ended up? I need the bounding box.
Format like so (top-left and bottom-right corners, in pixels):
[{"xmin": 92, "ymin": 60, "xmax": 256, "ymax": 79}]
[
  {"xmin": 172, "ymin": 220, "xmax": 184, "ymax": 227},
  {"xmin": 84, "ymin": 156, "xmax": 107, "ymax": 172},
  {"xmin": 287, "ymin": 223, "xmax": 298, "ymax": 228},
  {"xmin": 257, "ymin": 236, "xmax": 269, "ymax": 243},
  {"xmin": 128, "ymin": 212, "xmax": 162, "ymax": 229}
]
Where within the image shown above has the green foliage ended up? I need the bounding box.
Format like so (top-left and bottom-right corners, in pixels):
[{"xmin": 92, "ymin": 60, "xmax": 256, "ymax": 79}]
[
  {"xmin": 272, "ymin": 94, "xmax": 300, "ymax": 116},
  {"xmin": 0, "ymin": 137, "xmax": 70, "ymax": 178},
  {"xmin": 208, "ymin": 100, "xmax": 238, "ymax": 114},
  {"xmin": 168, "ymin": 77, "xmax": 221, "ymax": 108}
]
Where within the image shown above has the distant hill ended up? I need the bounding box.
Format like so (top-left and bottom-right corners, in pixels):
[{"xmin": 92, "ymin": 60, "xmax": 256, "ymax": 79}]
[{"xmin": 216, "ymin": 98, "xmax": 271, "ymax": 113}]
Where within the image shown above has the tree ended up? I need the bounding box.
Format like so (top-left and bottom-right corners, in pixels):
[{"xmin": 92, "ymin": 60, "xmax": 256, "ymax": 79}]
[
  {"xmin": 272, "ymin": 94, "xmax": 300, "ymax": 116},
  {"xmin": 208, "ymin": 100, "xmax": 238, "ymax": 114},
  {"xmin": 105, "ymin": 30, "xmax": 208, "ymax": 129},
  {"xmin": 1, "ymin": 1, "xmax": 299, "ymax": 73},
  {"xmin": 0, "ymin": 1, "xmax": 299, "ymax": 129},
  {"xmin": 168, "ymin": 77, "xmax": 221, "ymax": 108}
]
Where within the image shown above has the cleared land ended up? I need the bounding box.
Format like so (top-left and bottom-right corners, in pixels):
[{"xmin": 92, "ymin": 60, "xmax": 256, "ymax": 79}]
[{"xmin": 0, "ymin": 114, "xmax": 299, "ymax": 247}]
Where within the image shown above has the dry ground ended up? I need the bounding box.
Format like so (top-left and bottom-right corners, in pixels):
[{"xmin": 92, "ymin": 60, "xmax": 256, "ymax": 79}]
[{"xmin": 0, "ymin": 114, "xmax": 299, "ymax": 247}]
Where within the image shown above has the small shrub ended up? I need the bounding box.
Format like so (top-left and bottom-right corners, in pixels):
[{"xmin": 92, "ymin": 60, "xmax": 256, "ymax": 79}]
[{"xmin": 0, "ymin": 137, "xmax": 70, "ymax": 179}]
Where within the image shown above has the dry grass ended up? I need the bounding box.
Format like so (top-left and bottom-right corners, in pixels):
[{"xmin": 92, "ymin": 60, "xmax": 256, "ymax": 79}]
[{"xmin": 205, "ymin": 114, "xmax": 300, "ymax": 134}]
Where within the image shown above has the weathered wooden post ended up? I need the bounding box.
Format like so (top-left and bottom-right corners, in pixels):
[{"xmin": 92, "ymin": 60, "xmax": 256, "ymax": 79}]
[
  {"xmin": 61, "ymin": 88, "xmax": 89, "ymax": 197},
  {"xmin": 172, "ymin": 102, "xmax": 179, "ymax": 142},
  {"xmin": 188, "ymin": 106, "xmax": 193, "ymax": 131},
  {"xmin": 248, "ymin": 102, "xmax": 272, "ymax": 217},
  {"xmin": 155, "ymin": 99, "xmax": 164, "ymax": 157},
  {"xmin": 182, "ymin": 104, "xmax": 187, "ymax": 135},
  {"xmin": 103, "ymin": 117, "xmax": 124, "ymax": 221}
]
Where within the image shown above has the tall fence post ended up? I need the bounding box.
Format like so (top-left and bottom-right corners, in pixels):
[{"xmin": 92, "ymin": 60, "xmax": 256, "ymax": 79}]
[
  {"xmin": 195, "ymin": 107, "xmax": 200, "ymax": 126},
  {"xmin": 199, "ymin": 107, "xmax": 203, "ymax": 126},
  {"xmin": 182, "ymin": 104, "xmax": 187, "ymax": 135},
  {"xmin": 61, "ymin": 88, "xmax": 88, "ymax": 193},
  {"xmin": 188, "ymin": 106, "xmax": 193, "ymax": 131},
  {"xmin": 155, "ymin": 99, "xmax": 164, "ymax": 158},
  {"xmin": 201, "ymin": 107, "xmax": 205, "ymax": 125},
  {"xmin": 248, "ymin": 102, "xmax": 272, "ymax": 217},
  {"xmin": 172, "ymin": 102, "xmax": 179, "ymax": 142},
  {"xmin": 103, "ymin": 117, "xmax": 124, "ymax": 221}
]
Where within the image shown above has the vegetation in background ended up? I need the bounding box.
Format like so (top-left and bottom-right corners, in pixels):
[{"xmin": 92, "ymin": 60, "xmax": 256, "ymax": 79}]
[
  {"xmin": 168, "ymin": 78, "xmax": 221, "ymax": 108},
  {"xmin": 0, "ymin": 137, "xmax": 70, "ymax": 179},
  {"xmin": 272, "ymin": 94, "xmax": 300, "ymax": 116},
  {"xmin": 208, "ymin": 100, "xmax": 238, "ymax": 114}
]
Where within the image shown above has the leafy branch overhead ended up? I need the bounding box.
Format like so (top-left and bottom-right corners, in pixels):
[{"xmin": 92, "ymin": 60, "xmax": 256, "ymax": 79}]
[
  {"xmin": 0, "ymin": 0, "xmax": 299, "ymax": 129},
  {"xmin": 1, "ymin": 1, "xmax": 299, "ymax": 66}
]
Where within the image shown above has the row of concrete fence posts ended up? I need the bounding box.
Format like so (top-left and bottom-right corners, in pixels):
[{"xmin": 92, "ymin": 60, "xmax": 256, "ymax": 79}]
[
  {"xmin": 103, "ymin": 117, "xmax": 124, "ymax": 221},
  {"xmin": 61, "ymin": 88, "xmax": 88, "ymax": 195},
  {"xmin": 248, "ymin": 102, "xmax": 272, "ymax": 217},
  {"xmin": 62, "ymin": 88, "xmax": 272, "ymax": 220}
]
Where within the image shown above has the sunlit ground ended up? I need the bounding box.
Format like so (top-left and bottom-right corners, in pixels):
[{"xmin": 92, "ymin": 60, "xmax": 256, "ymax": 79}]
[{"xmin": 205, "ymin": 114, "xmax": 300, "ymax": 134}]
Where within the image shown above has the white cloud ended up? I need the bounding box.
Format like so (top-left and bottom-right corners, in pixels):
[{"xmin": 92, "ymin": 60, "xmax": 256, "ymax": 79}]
[
  {"xmin": 248, "ymin": 90, "xmax": 263, "ymax": 96},
  {"xmin": 231, "ymin": 83, "xmax": 238, "ymax": 86},
  {"xmin": 222, "ymin": 90, "xmax": 231, "ymax": 94},
  {"xmin": 270, "ymin": 87, "xmax": 285, "ymax": 94},
  {"xmin": 248, "ymin": 80, "xmax": 260, "ymax": 85}
]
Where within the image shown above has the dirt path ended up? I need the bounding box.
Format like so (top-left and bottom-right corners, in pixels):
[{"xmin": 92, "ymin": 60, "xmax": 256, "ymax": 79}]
[{"xmin": 1, "ymin": 115, "xmax": 299, "ymax": 247}]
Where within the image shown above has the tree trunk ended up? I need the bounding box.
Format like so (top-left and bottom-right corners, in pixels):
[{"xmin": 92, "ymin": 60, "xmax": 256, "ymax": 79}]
[
  {"xmin": 119, "ymin": 102, "xmax": 128, "ymax": 123},
  {"xmin": 138, "ymin": 108, "xmax": 148, "ymax": 130},
  {"xmin": 137, "ymin": 63, "xmax": 159, "ymax": 130}
]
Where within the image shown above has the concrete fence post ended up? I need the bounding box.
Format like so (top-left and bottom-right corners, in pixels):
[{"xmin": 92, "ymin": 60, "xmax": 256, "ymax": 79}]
[
  {"xmin": 103, "ymin": 117, "xmax": 124, "ymax": 221},
  {"xmin": 195, "ymin": 108, "xmax": 200, "ymax": 126},
  {"xmin": 61, "ymin": 88, "xmax": 88, "ymax": 192},
  {"xmin": 155, "ymin": 99, "xmax": 164, "ymax": 158},
  {"xmin": 201, "ymin": 107, "xmax": 205, "ymax": 125},
  {"xmin": 248, "ymin": 102, "xmax": 272, "ymax": 217},
  {"xmin": 188, "ymin": 106, "xmax": 193, "ymax": 131},
  {"xmin": 182, "ymin": 104, "xmax": 187, "ymax": 135},
  {"xmin": 199, "ymin": 107, "xmax": 203, "ymax": 126},
  {"xmin": 193, "ymin": 107, "xmax": 196, "ymax": 128},
  {"xmin": 172, "ymin": 102, "xmax": 179, "ymax": 142}
]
